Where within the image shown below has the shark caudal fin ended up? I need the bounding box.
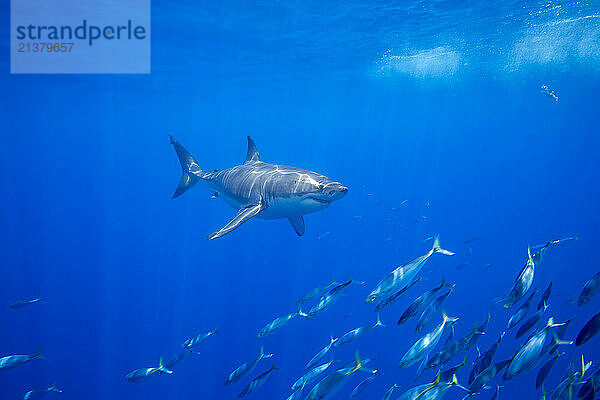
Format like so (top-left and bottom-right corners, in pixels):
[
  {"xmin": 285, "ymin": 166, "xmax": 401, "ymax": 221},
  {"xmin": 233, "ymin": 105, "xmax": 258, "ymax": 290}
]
[{"xmin": 169, "ymin": 136, "xmax": 204, "ymax": 199}]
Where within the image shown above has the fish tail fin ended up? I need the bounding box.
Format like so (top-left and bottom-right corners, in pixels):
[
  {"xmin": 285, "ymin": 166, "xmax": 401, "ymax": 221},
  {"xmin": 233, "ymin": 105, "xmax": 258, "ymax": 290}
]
[
  {"xmin": 527, "ymin": 246, "xmax": 535, "ymax": 264},
  {"xmin": 169, "ymin": 136, "xmax": 204, "ymax": 199},
  {"xmin": 581, "ymin": 355, "xmax": 592, "ymax": 378},
  {"xmin": 432, "ymin": 235, "xmax": 455, "ymax": 256},
  {"xmin": 452, "ymin": 374, "xmax": 467, "ymax": 391},
  {"xmin": 329, "ymin": 335, "xmax": 339, "ymax": 347},
  {"xmin": 31, "ymin": 345, "xmax": 44, "ymax": 359},
  {"xmin": 297, "ymin": 304, "xmax": 308, "ymax": 318},
  {"xmin": 49, "ymin": 382, "xmax": 62, "ymax": 393},
  {"xmin": 213, "ymin": 326, "xmax": 220, "ymax": 335},
  {"xmin": 439, "ymin": 277, "xmax": 446, "ymax": 289},
  {"xmin": 547, "ymin": 317, "xmax": 566, "ymax": 329},
  {"xmin": 158, "ymin": 356, "xmax": 173, "ymax": 374},
  {"xmin": 349, "ymin": 351, "xmax": 362, "ymax": 374},
  {"xmin": 552, "ymin": 332, "xmax": 573, "ymax": 347},
  {"xmin": 541, "ymin": 384, "xmax": 547, "ymax": 399},
  {"xmin": 542, "ymin": 300, "xmax": 549, "ymax": 311},
  {"xmin": 431, "ymin": 371, "xmax": 441, "ymax": 385},
  {"xmin": 375, "ymin": 313, "xmax": 386, "ymax": 328},
  {"xmin": 442, "ymin": 310, "xmax": 459, "ymax": 324}
]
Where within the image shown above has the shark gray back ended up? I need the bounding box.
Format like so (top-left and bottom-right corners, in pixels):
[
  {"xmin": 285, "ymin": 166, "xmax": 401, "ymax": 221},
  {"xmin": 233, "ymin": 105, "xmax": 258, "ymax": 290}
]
[{"xmin": 170, "ymin": 136, "xmax": 347, "ymax": 240}]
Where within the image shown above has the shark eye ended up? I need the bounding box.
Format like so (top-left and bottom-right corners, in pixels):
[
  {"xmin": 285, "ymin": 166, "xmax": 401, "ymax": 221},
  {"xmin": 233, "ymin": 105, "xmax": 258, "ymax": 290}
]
[{"xmin": 317, "ymin": 184, "xmax": 325, "ymax": 191}]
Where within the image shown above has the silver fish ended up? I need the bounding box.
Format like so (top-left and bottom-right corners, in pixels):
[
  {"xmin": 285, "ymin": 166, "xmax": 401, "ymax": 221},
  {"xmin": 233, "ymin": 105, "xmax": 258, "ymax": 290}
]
[
  {"xmin": 164, "ymin": 348, "xmax": 192, "ymax": 371},
  {"xmin": 469, "ymin": 360, "xmax": 510, "ymax": 393},
  {"xmin": 397, "ymin": 383, "xmax": 435, "ymax": 400},
  {"xmin": 374, "ymin": 276, "xmax": 422, "ymax": 312},
  {"xmin": 305, "ymin": 352, "xmax": 363, "ymax": 400},
  {"xmin": 426, "ymin": 324, "xmax": 481, "ymax": 370},
  {"xmin": 536, "ymin": 352, "xmax": 562, "ymax": 389},
  {"xmin": 125, "ymin": 357, "xmax": 173, "ymax": 383},
  {"xmin": 469, "ymin": 332, "xmax": 504, "ymax": 384},
  {"xmin": 0, "ymin": 346, "xmax": 43, "ymax": 370},
  {"xmin": 285, "ymin": 386, "xmax": 305, "ymax": 400},
  {"xmin": 334, "ymin": 314, "xmax": 385, "ymax": 348},
  {"xmin": 538, "ymin": 282, "xmax": 552, "ymax": 310},
  {"xmin": 297, "ymin": 280, "xmax": 337, "ymax": 305},
  {"xmin": 182, "ymin": 327, "xmax": 218, "ymax": 351},
  {"xmin": 548, "ymin": 356, "xmax": 591, "ymax": 400},
  {"xmin": 350, "ymin": 370, "xmax": 379, "ymax": 398},
  {"xmin": 441, "ymin": 355, "xmax": 468, "ymax": 381},
  {"xmin": 9, "ymin": 297, "xmax": 44, "ymax": 309},
  {"xmin": 238, "ymin": 364, "xmax": 277, "ymax": 397},
  {"xmin": 578, "ymin": 272, "xmax": 600, "ymax": 307},
  {"xmin": 258, "ymin": 308, "xmax": 306, "ymax": 338},
  {"xmin": 540, "ymin": 85, "xmax": 559, "ymax": 103},
  {"xmin": 517, "ymin": 302, "xmax": 549, "ymax": 340},
  {"xmin": 415, "ymin": 286, "xmax": 455, "ymax": 333},
  {"xmin": 382, "ymin": 384, "xmax": 398, "ymax": 400},
  {"xmin": 505, "ymin": 318, "xmax": 565, "ymax": 380},
  {"xmin": 22, "ymin": 383, "xmax": 62, "ymax": 400},
  {"xmin": 306, "ymin": 279, "xmax": 354, "ymax": 318},
  {"xmin": 504, "ymin": 247, "xmax": 535, "ymax": 308},
  {"xmin": 576, "ymin": 311, "xmax": 600, "ymax": 346},
  {"xmin": 413, "ymin": 374, "xmax": 464, "ymax": 400},
  {"xmin": 507, "ymin": 289, "xmax": 537, "ymax": 330},
  {"xmin": 305, "ymin": 335, "xmax": 337, "ymax": 370},
  {"xmin": 224, "ymin": 346, "xmax": 273, "ymax": 385},
  {"xmin": 292, "ymin": 357, "xmax": 334, "ymax": 391},
  {"xmin": 397, "ymin": 278, "xmax": 448, "ymax": 326},
  {"xmin": 367, "ymin": 236, "xmax": 454, "ymax": 304},
  {"xmin": 399, "ymin": 312, "xmax": 458, "ymax": 368}
]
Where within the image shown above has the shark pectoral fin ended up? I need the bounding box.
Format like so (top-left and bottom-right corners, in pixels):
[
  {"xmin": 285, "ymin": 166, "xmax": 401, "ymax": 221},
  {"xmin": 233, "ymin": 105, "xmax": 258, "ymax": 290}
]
[
  {"xmin": 208, "ymin": 203, "xmax": 264, "ymax": 240},
  {"xmin": 288, "ymin": 216, "xmax": 305, "ymax": 236}
]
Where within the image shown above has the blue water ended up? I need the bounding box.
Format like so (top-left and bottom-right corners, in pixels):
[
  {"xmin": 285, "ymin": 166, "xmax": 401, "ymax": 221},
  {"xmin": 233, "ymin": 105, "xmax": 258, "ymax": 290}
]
[{"xmin": 2, "ymin": 1, "xmax": 600, "ymax": 399}]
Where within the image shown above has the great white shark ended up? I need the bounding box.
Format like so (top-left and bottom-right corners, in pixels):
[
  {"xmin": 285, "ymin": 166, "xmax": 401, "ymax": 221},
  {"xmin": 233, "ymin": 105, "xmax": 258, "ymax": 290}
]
[{"xmin": 170, "ymin": 136, "xmax": 348, "ymax": 240}]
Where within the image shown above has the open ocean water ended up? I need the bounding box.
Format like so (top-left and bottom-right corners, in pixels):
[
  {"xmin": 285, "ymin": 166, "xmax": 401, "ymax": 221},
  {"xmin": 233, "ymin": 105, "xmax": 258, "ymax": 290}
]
[{"xmin": 1, "ymin": 1, "xmax": 600, "ymax": 399}]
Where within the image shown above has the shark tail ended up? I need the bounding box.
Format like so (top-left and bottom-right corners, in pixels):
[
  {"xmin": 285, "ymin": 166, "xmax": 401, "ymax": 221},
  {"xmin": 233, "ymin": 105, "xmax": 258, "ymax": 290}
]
[{"xmin": 169, "ymin": 136, "xmax": 204, "ymax": 199}]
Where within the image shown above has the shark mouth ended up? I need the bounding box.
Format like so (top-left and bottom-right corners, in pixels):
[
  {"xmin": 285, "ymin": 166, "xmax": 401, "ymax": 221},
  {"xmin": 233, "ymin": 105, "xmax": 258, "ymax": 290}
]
[{"xmin": 308, "ymin": 197, "xmax": 331, "ymax": 204}]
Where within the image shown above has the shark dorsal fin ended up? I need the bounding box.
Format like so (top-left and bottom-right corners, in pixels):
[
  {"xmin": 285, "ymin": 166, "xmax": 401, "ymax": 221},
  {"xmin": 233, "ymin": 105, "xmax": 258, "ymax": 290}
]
[{"xmin": 245, "ymin": 136, "xmax": 260, "ymax": 163}]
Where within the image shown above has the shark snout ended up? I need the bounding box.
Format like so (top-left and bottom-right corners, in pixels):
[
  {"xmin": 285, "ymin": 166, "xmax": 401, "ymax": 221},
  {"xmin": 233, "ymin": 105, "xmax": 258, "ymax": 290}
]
[{"xmin": 327, "ymin": 183, "xmax": 348, "ymax": 200}]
